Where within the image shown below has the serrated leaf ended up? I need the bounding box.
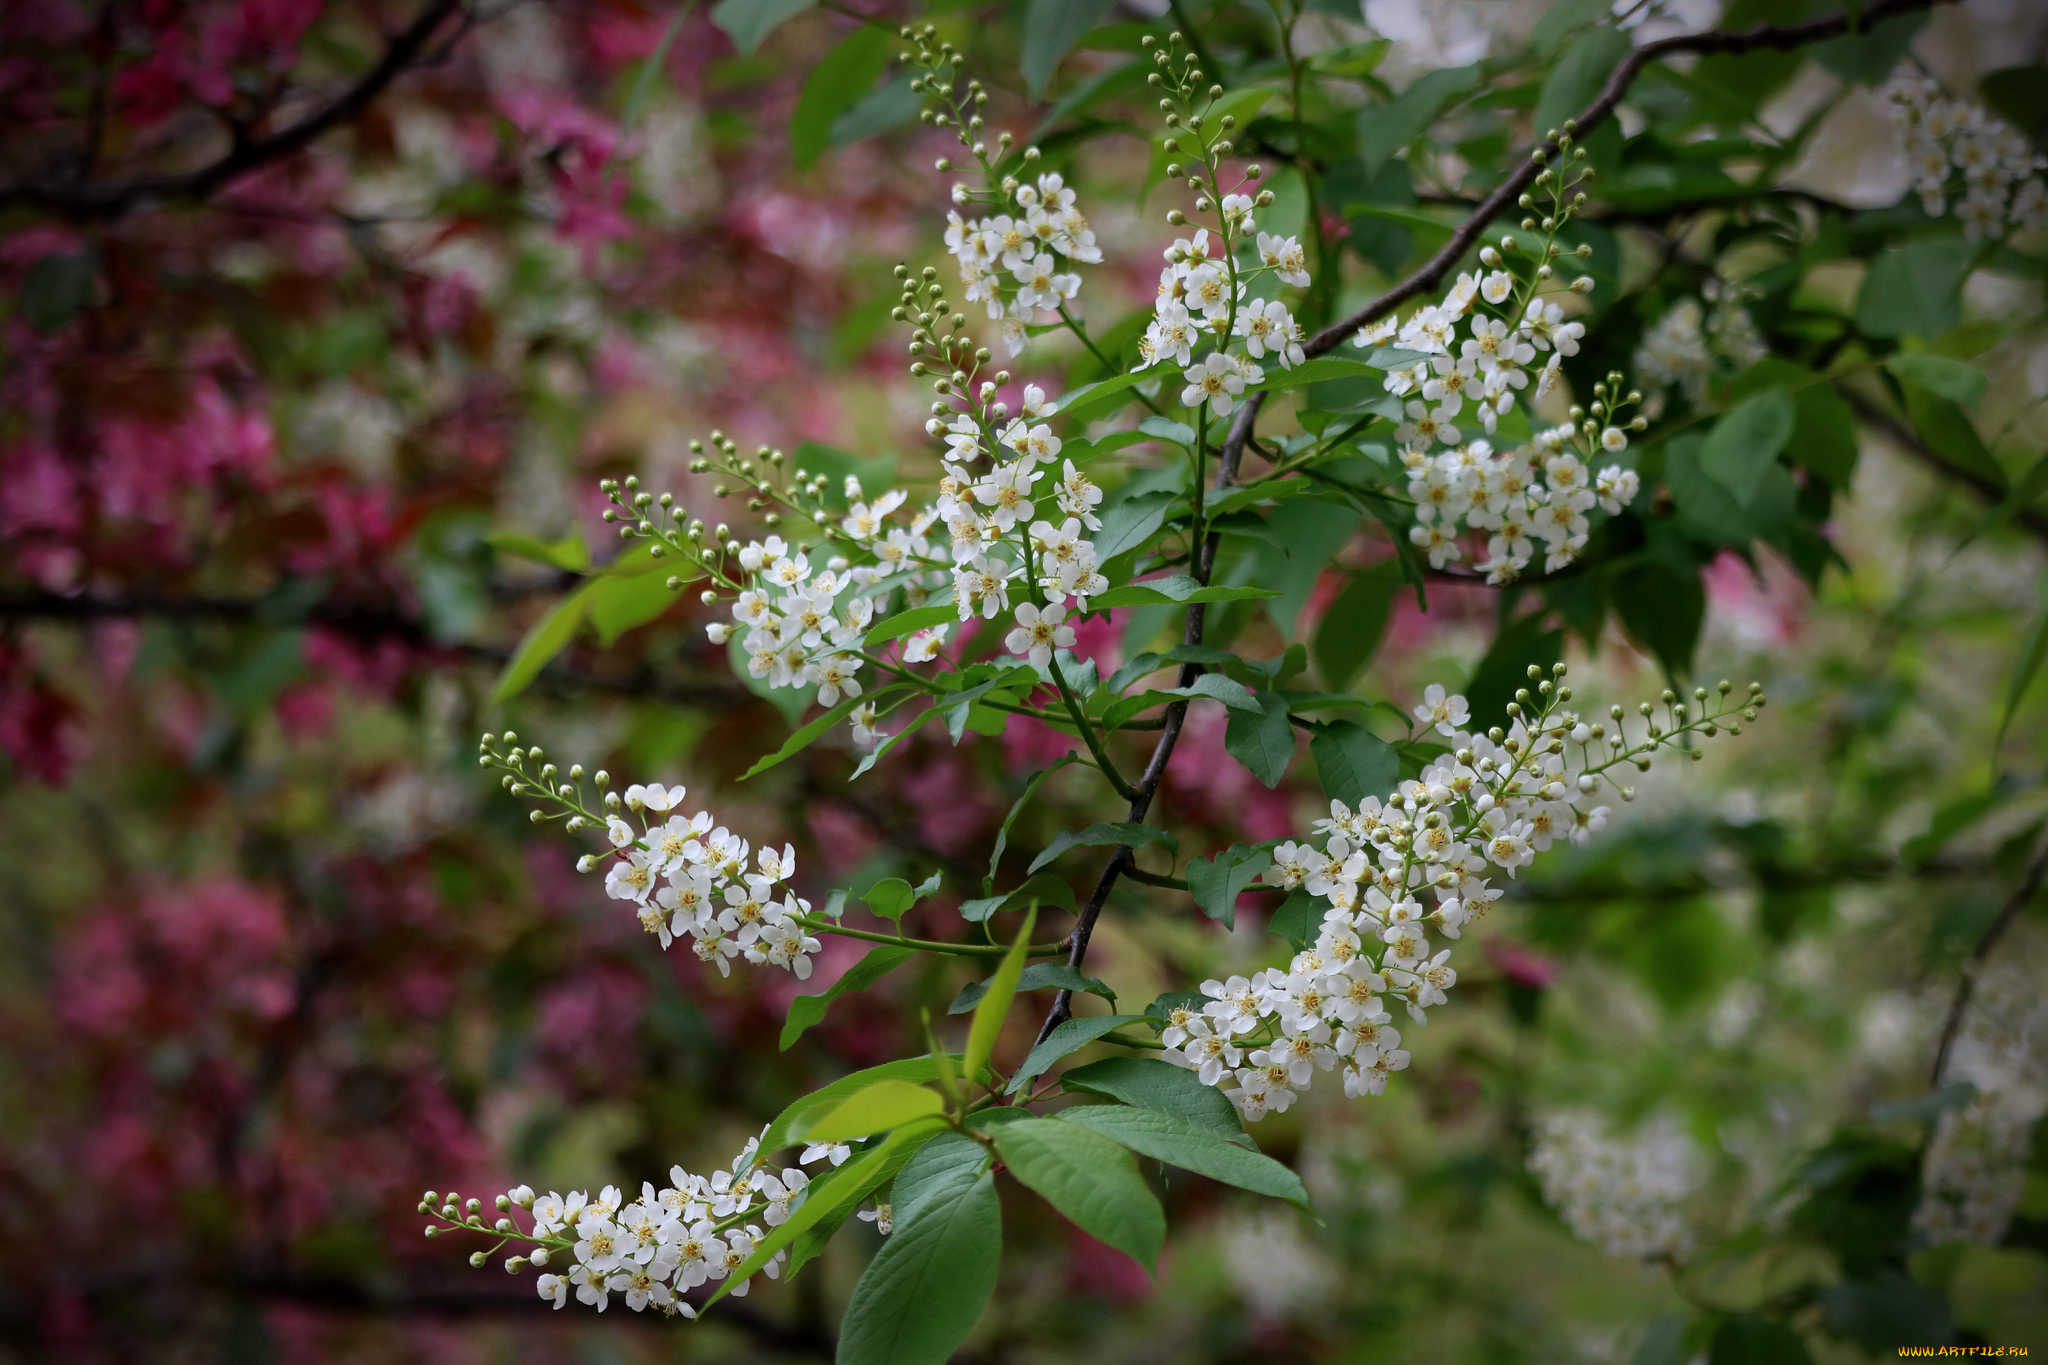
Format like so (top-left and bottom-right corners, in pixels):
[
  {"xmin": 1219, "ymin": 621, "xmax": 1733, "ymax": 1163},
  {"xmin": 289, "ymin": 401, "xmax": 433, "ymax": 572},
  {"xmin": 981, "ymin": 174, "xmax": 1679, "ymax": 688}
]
[
  {"xmin": 1313, "ymin": 564, "xmax": 1399, "ymax": 690},
  {"xmin": 1092, "ymin": 489, "xmax": 1177, "ymax": 560},
  {"xmin": 1186, "ymin": 844, "xmax": 1273, "ymax": 930},
  {"xmin": 960, "ymin": 871, "xmax": 1076, "ymax": 923},
  {"xmin": 1309, "ymin": 720, "xmax": 1399, "ymax": 808},
  {"xmin": 1855, "ymin": 238, "xmax": 1974, "ymax": 340},
  {"xmin": 491, "ymin": 584, "xmax": 593, "ymax": 704},
  {"xmin": 706, "ymin": 1118, "xmax": 945, "ymax": 1309},
  {"xmin": 964, "ymin": 906, "xmax": 1037, "ymax": 1082},
  {"xmin": 1028, "ymin": 822, "xmax": 1178, "ymax": 875},
  {"xmin": 990, "ymin": 755, "xmax": 1078, "ymax": 885},
  {"xmin": 1885, "ymin": 353, "xmax": 1987, "ymax": 407},
  {"xmin": 837, "ymin": 1150, "xmax": 1000, "ymax": 1365},
  {"xmin": 1223, "ymin": 690, "xmax": 1295, "ymax": 788},
  {"xmin": 710, "ymin": 0, "xmax": 813, "ymax": 54},
  {"xmin": 1085, "ymin": 577, "xmax": 1279, "ymax": 610},
  {"xmin": 1701, "ymin": 388, "xmax": 1795, "ymax": 507},
  {"xmin": 991, "ymin": 1118, "xmax": 1165, "ymax": 1270},
  {"xmin": 762, "ymin": 1056, "xmax": 963, "ymax": 1154},
  {"xmin": 865, "ymin": 602, "xmax": 957, "ymax": 648},
  {"xmin": 792, "ymin": 1078, "xmax": 946, "ymax": 1145},
  {"xmin": 1060, "ymin": 1104, "xmax": 1308, "ymax": 1205},
  {"xmin": 1021, "ymin": 0, "xmax": 1117, "ymax": 97},
  {"xmin": 791, "ymin": 25, "xmax": 891, "ymax": 170},
  {"xmin": 1059, "ymin": 1057, "xmax": 1251, "ymax": 1144},
  {"xmin": 780, "ymin": 944, "xmax": 916, "ymax": 1050},
  {"xmin": 741, "ymin": 687, "xmax": 897, "ymax": 780},
  {"xmin": 1268, "ymin": 887, "xmax": 1323, "ymax": 949},
  {"xmin": 1356, "ymin": 65, "xmax": 1481, "ymax": 173},
  {"xmin": 1005, "ymin": 1014, "xmax": 1149, "ymax": 1095},
  {"xmin": 1998, "ymin": 570, "xmax": 2048, "ymax": 747},
  {"xmin": 1535, "ymin": 27, "xmax": 1630, "ymax": 141},
  {"xmin": 948, "ymin": 962, "xmax": 1115, "ymax": 1015}
]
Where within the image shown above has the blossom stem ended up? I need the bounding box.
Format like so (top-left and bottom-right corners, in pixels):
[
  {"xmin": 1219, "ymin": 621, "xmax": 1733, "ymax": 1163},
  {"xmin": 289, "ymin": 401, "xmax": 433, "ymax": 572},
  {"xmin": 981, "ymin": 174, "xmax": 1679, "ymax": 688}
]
[{"xmin": 797, "ymin": 916, "xmax": 1065, "ymax": 959}]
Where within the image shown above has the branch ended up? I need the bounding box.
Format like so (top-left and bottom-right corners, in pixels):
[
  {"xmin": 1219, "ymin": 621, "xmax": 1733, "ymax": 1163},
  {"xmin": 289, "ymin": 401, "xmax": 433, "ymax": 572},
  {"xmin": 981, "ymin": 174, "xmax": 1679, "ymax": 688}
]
[
  {"xmin": 1304, "ymin": 0, "xmax": 1952, "ymax": 354},
  {"xmin": 0, "ymin": 0, "xmax": 466, "ymax": 219},
  {"xmin": 1846, "ymin": 390, "xmax": 2048, "ymax": 546},
  {"xmin": 1032, "ymin": 0, "xmax": 1953, "ymax": 1046},
  {"xmin": 1930, "ymin": 834, "xmax": 2048, "ymax": 1086}
]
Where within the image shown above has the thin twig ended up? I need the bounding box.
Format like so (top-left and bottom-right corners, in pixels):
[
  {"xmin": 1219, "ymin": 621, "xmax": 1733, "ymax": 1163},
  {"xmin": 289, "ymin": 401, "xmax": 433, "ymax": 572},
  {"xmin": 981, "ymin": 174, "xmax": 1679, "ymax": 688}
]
[
  {"xmin": 0, "ymin": 0, "xmax": 466, "ymax": 218},
  {"xmin": 1931, "ymin": 834, "xmax": 2048, "ymax": 1086}
]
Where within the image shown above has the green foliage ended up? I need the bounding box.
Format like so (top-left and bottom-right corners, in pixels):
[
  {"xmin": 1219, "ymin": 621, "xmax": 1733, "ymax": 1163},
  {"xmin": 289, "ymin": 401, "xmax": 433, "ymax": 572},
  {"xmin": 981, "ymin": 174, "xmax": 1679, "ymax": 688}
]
[
  {"xmin": 838, "ymin": 1146, "xmax": 1001, "ymax": 1365},
  {"xmin": 991, "ymin": 1117, "xmax": 1166, "ymax": 1269}
]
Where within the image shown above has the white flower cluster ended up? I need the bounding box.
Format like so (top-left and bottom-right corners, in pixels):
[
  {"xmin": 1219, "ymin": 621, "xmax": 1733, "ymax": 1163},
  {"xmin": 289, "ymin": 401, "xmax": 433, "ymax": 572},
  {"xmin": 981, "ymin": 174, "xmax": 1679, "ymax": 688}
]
[
  {"xmin": 590, "ymin": 780, "xmax": 822, "ymax": 979},
  {"xmin": 1632, "ymin": 282, "xmax": 1769, "ymax": 418},
  {"xmin": 945, "ymin": 171, "xmax": 1103, "ymax": 356},
  {"xmin": 697, "ymin": 385, "xmax": 1113, "ymax": 730},
  {"xmin": 1134, "ymin": 212, "xmax": 1312, "ymax": 416},
  {"xmin": 1526, "ymin": 1110, "xmax": 1700, "ymax": 1260},
  {"xmin": 425, "ymin": 1132, "xmax": 864, "ymax": 1318},
  {"xmin": 1888, "ymin": 76, "xmax": 2048, "ymax": 241},
  {"xmin": 1162, "ymin": 680, "xmax": 1643, "ymax": 1120},
  {"xmin": 1916, "ymin": 930, "xmax": 2048, "ymax": 1246},
  {"xmin": 1353, "ymin": 254, "xmax": 1640, "ymax": 581}
]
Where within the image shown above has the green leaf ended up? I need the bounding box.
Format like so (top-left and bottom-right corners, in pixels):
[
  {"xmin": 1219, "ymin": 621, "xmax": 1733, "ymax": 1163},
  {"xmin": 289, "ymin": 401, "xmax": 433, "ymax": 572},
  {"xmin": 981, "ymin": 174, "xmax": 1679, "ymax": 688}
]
[
  {"xmin": 1059, "ymin": 1057, "xmax": 1250, "ymax": 1144},
  {"xmin": 1613, "ymin": 561, "xmax": 1706, "ymax": 679},
  {"xmin": 491, "ymin": 584, "xmax": 593, "ymax": 704},
  {"xmin": 1054, "ymin": 369, "xmax": 1157, "ymax": 423},
  {"xmin": 948, "ymin": 962, "xmax": 1114, "ymax": 1015},
  {"xmin": 1252, "ymin": 356, "xmax": 1384, "ymax": 391},
  {"xmin": 1224, "ymin": 690, "xmax": 1296, "ymax": 788},
  {"xmin": 19, "ymin": 252, "xmax": 94, "ymax": 333},
  {"xmin": 1855, "ymin": 238, "xmax": 1974, "ymax": 339},
  {"xmin": 708, "ymin": 1119, "xmax": 945, "ymax": 1308},
  {"xmin": 989, "ymin": 756, "xmax": 1078, "ymax": 885},
  {"xmin": 1313, "ymin": 564, "xmax": 1399, "ymax": 690},
  {"xmin": 587, "ymin": 570, "xmax": 678, "ymax": 646},
  {"xmin": 740, "ymin": 689, "xmax": 889, "ymax": 780},
  {"xmin": 959, "ymin": 872, "xmax": 1076, "ymax": 923},
  {"xmin": 1021, "ymin": 0, "xmax": 1117, "ymax": 97},
  {"xmin": 1310, "ymin": 720, "xmax": 1399, "ymax": 808},
  {"xmin": 1085, "ymin": 577, "xmax": 1279, "ymax": 610},
  {"xmin": 1818, "ymin": 1273, "xmax": 1954, "ymax": 1352},
  {"xmin": 1970, "ymin": 450, "xmax": 2048, "ymax": 544},
  {"xmin": 783, "ymin": 1127, "xmax": 937, "ymax": 1280},
  {"xmin": 1467, "ymin": 614, "xmax": 1563, "ymax": 725},
  {"xmin": 1186, "ymin": 844, "xmax": 1273, "ymax": 930},
  {"xmin": 793, "ymin": 1078, "xmax": 946, "ymax": 1145},
  {"xmin": 991, "ymin": 1118, "xmax": 1165, "ymax": 1270},
  {"xmin": 837, "ymin": 1149, "xmax": 1000, "ymax": 1365},
  {"xmin": 1100, "ymin": 675, "xmax": 1259, "ymax": 730},
  {"xmin": 1060, "ymin": 1104, "xmax": 1308, "ymax": 1206},
  {"xmin": 484, "ymin": 530, "xmax": 589, "ymax": 572},
  {"xmin": 1535, "ymin": 27, "xmax": 1630, "ymax": 140},
  {"xmin": 1092, "ymin": 489, "xmax": 1177, "ymax": 560},
  {"xmin": 964, "ymin": 906, "xmax": 1037, "ymax": 1082},
  {"xmin": 1533, "ymin": 0, "xmax": 1616, "ymax": 56},
  {"xmin": 762, "ymin": 1056, "xmax": 963, "ymax": 1154},
  {"xmin": 1998, "ymin": 570, "xmax": 2048, "ymax": 746},
  {"xmin": 1028, "ymin": 822, "xmax": 1177, "ymax": 875},
  {"xmin": 1885, "ymin": 353, "xmax": 1987, "ymax": 407},
  {"xmin": 710, "ymin": 0, "xmax": 813, "ymax": 54},
  {"xmin": 1268, "ymin": 887, "xmax": 1323, "ymax": 949},
  {"xmin": 1901, "ymin": 383, "xmax": 2006, "ymax": 489},
  {"xmin": 780, "ymin": 945, "xmax": 916, "ymax": 1050},
  {"xmin": 1811, "ymin": 10, "xmax": 1927, "ymax": 87},
  {"xmin": 890, "ymin": 1132, "xmax": 988, "ymax": 1222},
  {"xmin": 862, "ymin": 876, "xmax": 916, "ymax": 921},
  {"xmin": 865, "ymin": 603, "xmax": 957, "ymax": 648},
  {"xmin": 1707, "ymin": 1315, "xmax": 1814, "ymax": 1365},
  {"xmin": 1356, "ymin": 65, "xmax": 1481, "ymax": 173},
  {"xmin": 1701, "ymin": 388, "xmax": 1795, "ymax": 507},
  {"xmin": 792, "ymin": 25, "xmax": 892, "ymax": 170},
  {"xmin": 1006, "ymin": 1014, "xmax": 1149, "ymax": 1095},
  {"xmin": 832, "ymin": 72, "xmax": 920, "ymax": 146}
]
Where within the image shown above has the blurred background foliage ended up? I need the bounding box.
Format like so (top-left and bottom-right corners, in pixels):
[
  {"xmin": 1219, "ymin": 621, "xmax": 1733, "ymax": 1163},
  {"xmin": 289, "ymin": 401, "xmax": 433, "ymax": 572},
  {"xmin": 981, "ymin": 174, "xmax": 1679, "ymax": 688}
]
[{"xmin": 1, "ymin": 0, "xmax": 2045, "ymax": 1360}]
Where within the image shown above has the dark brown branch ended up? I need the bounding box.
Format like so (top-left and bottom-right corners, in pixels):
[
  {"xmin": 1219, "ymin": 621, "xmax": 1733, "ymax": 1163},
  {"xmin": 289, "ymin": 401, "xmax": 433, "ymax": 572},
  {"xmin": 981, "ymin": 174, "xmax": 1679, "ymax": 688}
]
[
  {"xmin": 0, "ymin": 0, "xmax": 466, "ymax": 219},
  {"xmin": 1931, "ymin": 835, "xmax": 2048, "ymax": 1086},
  {"xmin": 1306, "ymin": 0, "xmax": 1951, "ymax": 355},
  {"xmin": 1032, "ymin": 0, "xmax": 1952, "ymax": 1047},
  {"xmin": 1846, "ymin": 390, "xmax": 2048, "ymax": 546}
]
